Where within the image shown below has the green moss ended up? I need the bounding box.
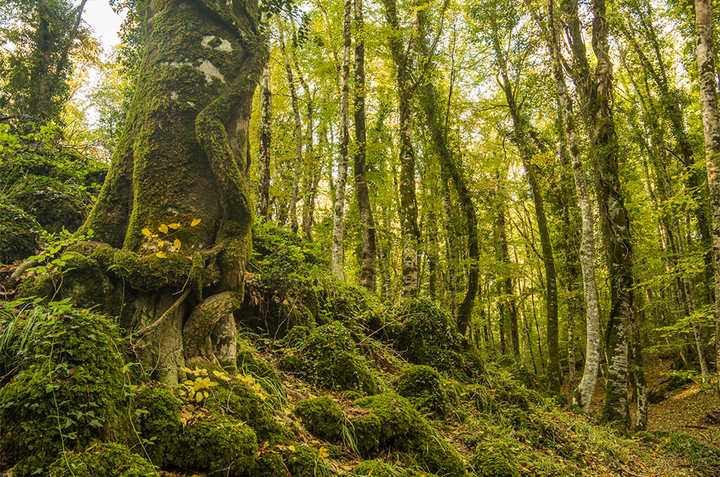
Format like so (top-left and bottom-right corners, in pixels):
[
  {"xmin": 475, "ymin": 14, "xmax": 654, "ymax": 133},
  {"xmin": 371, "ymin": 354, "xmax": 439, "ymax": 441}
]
[
  {"xmin": 282, "ymin": 443, "xmax": 332, "ymax": 477},
  {"xmin": 294, "ymin": 396, "xmax": 346, "ymax": 443},
  {"xmin": 252, "ymin": 452, "xmax": 287, "ymax": 477},
  {"xmin": 175, "ymin": 414, "xmax": 257, "ymax": 476},
  {"xmin": 351, "ymin": 393, "xmax": 466, "ymax": 477},
  {"xmin": 237, "ymin": 339, "xmax": 282, "ymax": 386},
  {"xmin": 471, "ymin": 448, "xmax": 519, "ymax": 477},
  {"xmin": 396, "ymin": 365, "xmax": 450, "ymax": 418},
  {"xmin": 46, "ymin": 443, "xmax": 156, "ymax": 477},
  {"xmin": 288, "ymin": 322, "xmax": 379, "ymax": 395},
  {"xmin": 0, "ymin": 203, "xmax": 40, "ymax": 264},
  {"xmin": 0, "ymin": 309, "xmax": 132, "ymax": 476},
  {"xmin": 353, "ymin": 459, "xmax": 439, "ymax": 477},
  {"xmin": 112, "ymin": 250, "xmax": 193, "ymax": 292},
  {"xmin": 12, "ymin": 176, "xmax": 91, "ymax": 233},
  {"xmin": 133, "ymin": 385, "xmax": 182, "ymax": 467},
  {"xmin": 391, "ymin": 299, "xmax": 483, "ymax": 382}
]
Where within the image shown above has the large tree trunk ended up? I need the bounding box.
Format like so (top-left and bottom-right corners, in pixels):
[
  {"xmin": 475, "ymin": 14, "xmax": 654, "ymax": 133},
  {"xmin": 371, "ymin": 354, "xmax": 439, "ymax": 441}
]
[
  {"xmin": 695, "ymin": 0, "xmax": 720, "ymax": 405},
  {"xmin": 78, "ymin": 0, "xmax": 265, "ymax": 386}
]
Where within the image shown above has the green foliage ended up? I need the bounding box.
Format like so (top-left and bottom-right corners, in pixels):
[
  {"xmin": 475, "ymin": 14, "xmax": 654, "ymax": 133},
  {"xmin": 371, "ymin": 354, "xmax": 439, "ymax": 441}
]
[
  {"xmin": 636, "ymin": 431, "xmax": 720, "ymax": 475},
  {"xmin": 46, "ymin": 443, "xmax": 156, "ymax": 477},
  {"xmin": 175, "ymin": 414, "xmax": 258, "ymax": 477},
  {"xmin": 353, "ymin": 460, "xmax": 439, "ymax": 477},
  {"xmin": 294, "ymin": 396, "xmax": 346, "ymax": 443},
  {"xmin": 396, "ymin": 365, "xmax": 451, "ymax": 418},
  {"xmin": 0, "ymin": 304, "xmax": 132, "ymax": 476}
]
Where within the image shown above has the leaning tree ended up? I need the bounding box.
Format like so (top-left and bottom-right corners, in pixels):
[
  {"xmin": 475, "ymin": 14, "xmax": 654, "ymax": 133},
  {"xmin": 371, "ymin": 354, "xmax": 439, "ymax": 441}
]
[{"xmin": 35, "ymin": 0, "xmax": 268, "ymax": 386}]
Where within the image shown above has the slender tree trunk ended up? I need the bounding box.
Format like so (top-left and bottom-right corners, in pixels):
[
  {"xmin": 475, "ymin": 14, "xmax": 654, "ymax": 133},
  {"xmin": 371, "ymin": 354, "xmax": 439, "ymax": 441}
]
[
  {"xmin": 331, "ymin": 0, "xmax": 353, "ymax": 279},
  {"xmin": 492, "ymin": 34, "xmax": 561, "ymax": 391},
  {"xmin": 279, "ymin": 22, "xmax": 302, "ymax": 233},
  {"xmin": 354, "ymin": 0, "xmax": 376, "ymax": 291},
  {"xmin": 257, "ymin": 57, "xmax": 272, "ymax": 220},
  {"xmin": 695, "ymin": 0, "xmax": 720, "ymax": 405}
]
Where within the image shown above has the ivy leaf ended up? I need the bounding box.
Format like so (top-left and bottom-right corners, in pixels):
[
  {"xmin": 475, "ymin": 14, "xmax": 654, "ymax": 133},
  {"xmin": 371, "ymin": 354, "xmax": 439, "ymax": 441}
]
[
  {"xmin": 142, "ymin": 228, "xmax": 152, "ymax": 236},
  {"xmin": 174, "ymin": 239, "xmax": 181, "ymax": 250},
  {"xmin": 191, "ymin": 218, "xmax": 201, "ymax": 226},
  {"xmin": 158, "ymin": 224, "xmax": 169, "ymax": 234}
]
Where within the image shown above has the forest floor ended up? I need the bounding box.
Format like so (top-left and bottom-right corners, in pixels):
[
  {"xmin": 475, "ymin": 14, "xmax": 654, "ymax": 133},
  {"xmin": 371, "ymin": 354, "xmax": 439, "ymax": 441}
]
[{"xmin": 588, "ymin": 355, "xmax": 720, "ymax": 446}]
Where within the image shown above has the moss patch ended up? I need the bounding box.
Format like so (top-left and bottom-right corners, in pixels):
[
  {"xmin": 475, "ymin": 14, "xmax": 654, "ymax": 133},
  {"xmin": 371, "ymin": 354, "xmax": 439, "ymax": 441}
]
[
  {"xmin": 176, "ymin": 414, "xmax": 257, "ymax": 476},
  {"xmin": 133, "ymin": 385, "xmax": 183, "ymax": 467},
  {"xmin": 0, "ymin": 203, "xmax": 40, "ymax": 264},
  {"xmin": 46, "ymin": 443, "xmax": 156, "ymax": 477},
  {"xmin": 396, "ymin": 365, "xmax": 450, "ymax": 418},
  {"xmin": 0, "ymin": 308, "xmax": 132, "ymax": 476},
  {"xmin": 351, "ymin": 393, "xmax": 466, "ymax": 476},
  {"xmin": 294, "ymin": 396, "xmax": 346, "ymax": 443}
]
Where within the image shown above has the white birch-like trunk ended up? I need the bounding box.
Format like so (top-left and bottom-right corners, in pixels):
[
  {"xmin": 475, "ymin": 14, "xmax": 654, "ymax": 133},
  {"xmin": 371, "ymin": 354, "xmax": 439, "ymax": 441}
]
[{"xmin": 331, "ymin": 0, "xmax": 353, "ymax": 279}]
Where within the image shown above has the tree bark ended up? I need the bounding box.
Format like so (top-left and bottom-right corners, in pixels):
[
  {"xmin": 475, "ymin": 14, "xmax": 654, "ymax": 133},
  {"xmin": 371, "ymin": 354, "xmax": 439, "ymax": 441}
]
[
  {"xmin": 695, "ymin": 0, "xmax": 720, "ymax": 405},
  {"xmin": 257, "ymin": 51, "xmax": 272, "ymax": 220}
]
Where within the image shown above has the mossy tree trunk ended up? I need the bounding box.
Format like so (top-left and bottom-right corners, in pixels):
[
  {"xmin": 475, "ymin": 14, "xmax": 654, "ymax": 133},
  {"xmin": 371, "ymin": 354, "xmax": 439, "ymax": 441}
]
[{"xmin": 79, "ymin": 0, "xmax": 266, "ymax": 386}]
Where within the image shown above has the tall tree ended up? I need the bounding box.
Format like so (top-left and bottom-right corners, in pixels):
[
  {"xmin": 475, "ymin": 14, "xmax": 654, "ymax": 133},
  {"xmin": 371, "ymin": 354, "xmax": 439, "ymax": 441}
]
[
  {"xmin": 695, "ymin": 0, "xmax": 720, "ymax": 403},
  {"xmin": 354, "ymin": 0, "xmax": 377, "ymax": 291},
  {"xmin": 77, "ymin": 0, "xmax": 266, "ymax": 386}
]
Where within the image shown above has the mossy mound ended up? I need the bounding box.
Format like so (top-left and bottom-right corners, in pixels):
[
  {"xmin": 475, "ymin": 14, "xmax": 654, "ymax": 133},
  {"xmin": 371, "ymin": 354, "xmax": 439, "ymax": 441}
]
[
  {"xmin": 11, "ymin": 176, "xmax": 91, "ymax": 233},
  {"xmin": 0, "ymin": 308, "xmax": 132, "ymax": 476},
  {"xmin": 294, "ymin": 396, "xmax": 346, "ymax": 442},
  {"xmin": 471, "ymin": 448, "xmax": 519, "ymax": 477},
  {"xmin": 281, "ymin": 321, "xmax": 380, "ymax": 395},
  {"xmin": 391, "ymin": 299, "xmax": 483, "ymax": 382},
  {"xmin": 0, "ymin": 203, "xmax": 40, "ymax": 264},
  {"xmin": 637, "ymin": 430, "xmax": 720, "ymax": 472},
  {"xmin": 176, "ymin": 414, "xmax": 258, "ymax": 477},
  {"xmin": 133, "ymin": 385, "xmax": 182, "ymax": 467},
  {"xmin": 46, "ymin": 443, "xmax": 156, "ymax": 477},
  {"xmin": 396, "ymin": 365, "xmax": 450, "ymax": 418},
  {"xmin": 351, "ymin": 393, "xmax": 466, "ymax": 476},
  {"xmin": 353, "ymin": 459, "xmax": 438, "ymax": 477},
  {"xmin": 238, "ymin": 338, "xmax": 283, "ymax": 387},
  {"xmin": 182, "ymin": 365, "xmax": 293, "ymax": 445}
]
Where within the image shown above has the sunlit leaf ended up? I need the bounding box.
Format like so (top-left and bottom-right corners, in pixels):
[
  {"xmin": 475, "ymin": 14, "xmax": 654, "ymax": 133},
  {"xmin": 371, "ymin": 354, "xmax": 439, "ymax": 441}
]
[
  {"xmin": 159, "ymin": 224, "xmax": 169, "ymax": 234},
  {"xmin": 158, "ymin": 241, "xmax": 164, "ymax": 248},
  {"xmin": 142, "ymin": 228, "xmax": 151, "ymax": 236},
  {"xmin": 191, "ymin": 218, "xmax": 201, "ymax": 226},
  {"xmin": 174, "ymin": 239, "xmax": 181, "ymax": 250},
  {"xmin": 156, "ymin": 251, "xmax": 167, "ymax": 258},
  {"xmin": 168, "ymin": 223, "xmax": 180, "ymax": 229}
]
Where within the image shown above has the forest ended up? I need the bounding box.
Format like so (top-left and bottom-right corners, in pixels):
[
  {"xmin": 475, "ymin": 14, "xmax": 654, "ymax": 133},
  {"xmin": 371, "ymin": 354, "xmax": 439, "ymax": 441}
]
[{"xmin": 2, "ymin": 0, "xmax": 720, "ymax": 475}]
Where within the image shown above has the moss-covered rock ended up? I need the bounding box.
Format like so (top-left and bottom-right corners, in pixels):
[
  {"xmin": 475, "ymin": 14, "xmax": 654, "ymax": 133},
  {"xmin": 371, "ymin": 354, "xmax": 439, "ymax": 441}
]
[
  {"xmin": 133, "ymin": 385, "xmax": 183, "ymax": 467},
  {"xmin": 391, "ymin": 299, "xmax": 483, "ymax": 382},
  {"xmin": 12, "ymin": 177, "xmax": 91, "ymax": 233},
  {"xmin": 396, "ymin": 365, "xmax": 450, "ymax": 418},
  {"xmin": 175, "ymin": 414, "xmax": 257, "ymax": 476},
  {"xmin": 46, "ymin": 443, "xmax": 156, "ymax": 477},
  {"xmin": 284, "ymin": 322, "xmax": 379, "ymax": 395},
  {"xmin": 294, "ymin": 396, "xmax": 346, "ymax": 443},
  {"xmin": 0, "ymin": 203, "xmax": 40, "ymax": 264},
  {"xmin": 471, "ymin": 447, "xmax": 519, "ymax": 477},
  {"xmin": 351, "ymin": 393, "xmax": 466, "ymax": 476},
  {"xmin": 0, "ymin": 308, "xmax": 132, "ymax": 476},
  {"xmin": 282, "ymin": 443, "xmax": 332, "ymax": 477},
  {"xmin": 353, "ymin": 459, "xmax": 439, "ymax": 477}
]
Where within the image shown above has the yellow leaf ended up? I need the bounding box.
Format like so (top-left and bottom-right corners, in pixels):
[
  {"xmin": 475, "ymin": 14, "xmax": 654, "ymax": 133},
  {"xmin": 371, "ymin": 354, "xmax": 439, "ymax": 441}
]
[
  {"xmin": 142, "ymin": 228, "xmax": 151, "ymax": 236},
  {"xmin": 168, "ymin": 223, "xmax": 180, "ymax": 229},
  {"xmin": 174, "ymin": 239, "xmax": 181, "ymax": 250},
  {"xmin": 152, "ymin": 234, "xmax": 159, "ymax": 238},
  {"xmin": 180, "ymin": 367, "xmax": 193, "ymax": 374},
  {"xmin": 158, "ymin": 241, "xmax": 164, "ymax": 248},
  {"xmin": 288, "ymin": 445, "xmax": 296, "ymax": 452},
  {"xmin": 156, "ymin": 251, "xmax": 167, "ymax": 258},
  {"xmin": 191, "ymin": 218, "xmax": 201, "ymax": 227},
  {"xmin": 159, "ymin": 224, "xmax": 169, "ymax": 234}
]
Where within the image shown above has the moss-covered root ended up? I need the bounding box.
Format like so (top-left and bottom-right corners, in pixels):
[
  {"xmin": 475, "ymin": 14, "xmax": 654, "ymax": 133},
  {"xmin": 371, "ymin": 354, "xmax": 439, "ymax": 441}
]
[
  {"xmin": 46, "ymin": 443, "xmax": 157, "ymax": 477},
  {"xmin": 352, "ymin": 393, "xmax": 466, "ymax": 476},
  {"xmin": 294, "ymin": 396, "xmax": 347, "ymax": 443},
  {"xmin": 175, "ymin": 414, "xmax": 258, "ymax": 476}
]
